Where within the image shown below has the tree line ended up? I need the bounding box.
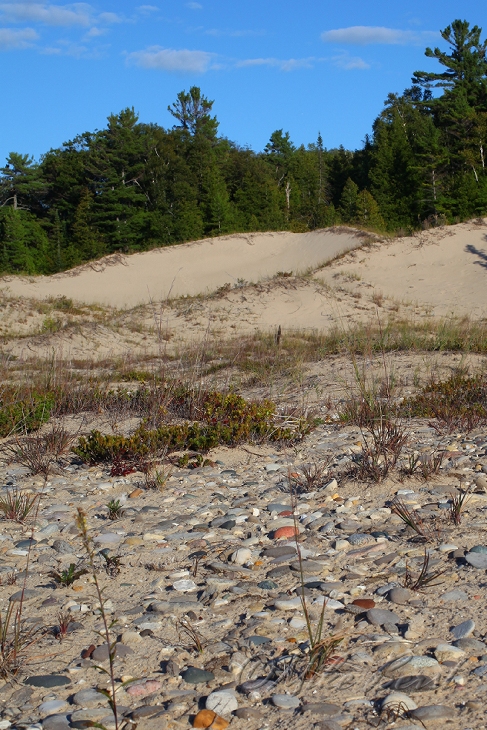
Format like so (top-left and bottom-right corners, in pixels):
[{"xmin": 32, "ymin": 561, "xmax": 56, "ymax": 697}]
[{"xmin": 1, "ymin": 19, "xmax": 487, "ymax": 275}]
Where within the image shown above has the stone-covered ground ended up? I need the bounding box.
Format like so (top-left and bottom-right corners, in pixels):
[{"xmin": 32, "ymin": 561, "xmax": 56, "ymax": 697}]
[{"xmin": 1, "ymin": 415, "xmax": 487, "ymax": 730}]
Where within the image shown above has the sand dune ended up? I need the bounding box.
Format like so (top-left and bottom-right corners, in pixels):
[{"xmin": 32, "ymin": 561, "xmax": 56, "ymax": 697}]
[{"xmin": 0, "ymin": 228, "xmax": 364, "ymax": 308}]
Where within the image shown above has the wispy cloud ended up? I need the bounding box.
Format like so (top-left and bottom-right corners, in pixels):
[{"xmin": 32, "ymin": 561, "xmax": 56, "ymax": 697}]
[
  {"xmin": 127, "ymin": 46, "xmax": 213, "ymax": 73},
  {"xmin": 332, "ymin": 52, "xmax": 370, "ymax": 70},
  {"xmin": 0, "ymin": 26, "xmax": 38, "ymax": 49},
  {"xmin": 186, "ymin": 2, "xmax": 202, "ymax": 9},
  {"xmin": 137, "ymin": 4, "xmax": 159, "ymax": 13},
  {"xmin": 321, "ymin": 25, "xmax": 436, "ymax": 45},
  {"xmin": 237, "ymin": 56, "xmax": 319, "ymax": 72},
  {"xmin": 205, "ymin": 28, "xmax": 265, "ymax": 38},
  {"xmin": 0, "ymin": 2, "xmax": 92, "ymax": 27}
]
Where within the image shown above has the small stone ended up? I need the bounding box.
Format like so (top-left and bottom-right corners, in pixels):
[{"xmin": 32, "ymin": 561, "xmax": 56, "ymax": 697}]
[
  {"xmin": 382, "ymin": 692, "xmax": 417, "ymax": 711},
  {"xmin": 9, "ymin": 589, "xmax": 38, "ymax": 602},
  {"xmin": 258, "ymin": 580, "xmax": 278, "ymax": 590},
  {"xmin": 72, "ymin": 689, "xmax": 104, "ymax": 707},
  {"xmin": 206, "ymin": 690, "xmax": 238, "ymax": 716},
  {"xmin": 274, "ymin": 597, "xmax": 302, "ymax": 610},
  {"xmin": 367, "ymin": 608, "xmax": 400, "ymax": 626},
  {"xmin": 441, "ymin": 589, "xmax": 468, "ymax": 603},
  {"xmin": 271, "ymin": 694, "xmax": 300, "ymax": 710},
  {"xmin": 434, "ymin": 644, "xmax": 466, "ymax": 663},
  {"xmin": 465, "ymin": 552, "xmax": 487, "ymax": 569},
  {"xmin": 273, "ymin": 526, "xmax": 298, "ymax": 540},
  {"xmin": 93, "ymin": 532, "xmax": 121, "ymax": 545},
  {"xmin": 173, "ymin": 579, "xmax": 198, "ymax": 592},
  {"xmin": 387, "ymin": 676, "xmax": 435, "ymax": 692},
  {"xmin": 233, "ymin": 708, "xmax": 262, "ymax": 719},
  {"xmin": 453, "ymin": 638, "xmax": 486, "ymax": 654},
  {"xmin": 126, "ymin": 679, "xmax": 162, "ymax": 698},
  {"xmin": 38, "ymin": 700, "xmax": 68, "ymax": 716},
  {"xmin": 352, "ymin": 599, "xmax": 375, "ymax": 610},
  {"xmin": 450, "ymin": 619, "xmax": 475, "ymax": 639},
  {"xmin": 25, "ymin": 675, "xmax": 70, "ymax": 688},
  {"xmin": 182, "ymin": 666, "xmax": 215, "ymax": 684},
  {"xmin": 347, "ymin": 533, "xmax": 373, "ymax": 546},
  {"xmin": 52, "ymin": 540, "xmax": 74, "ymax": 554},
  {"xmin": 230, "ymin": 548, "xmax": 251, "ymax": 566},
  {"xmin": 129, "ymin": 488, "xmax": 144, "ymax": 498},
  {"xmin": 388, "ymin": 587, "xmax": 410, "ymax": 605},
  {"xmin": 409, "ymin": 705, "xmax": 455, "ymax": 722},
  {"xmin": 41, "ymin": 716, "xmax": 70, "ymax": 730},
  {"xmin": 469, "ymin": 544, "xmax": 487, "ymax": 553},
  {"xmin": 91, "ymin": 643, "xmax": 133, "ymax": 662}
]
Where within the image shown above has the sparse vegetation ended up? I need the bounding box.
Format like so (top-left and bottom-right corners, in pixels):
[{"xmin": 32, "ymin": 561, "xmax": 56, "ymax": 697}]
[{"xmin": 0, "ymin": 489, "xmax": 39, "ymax": 524}]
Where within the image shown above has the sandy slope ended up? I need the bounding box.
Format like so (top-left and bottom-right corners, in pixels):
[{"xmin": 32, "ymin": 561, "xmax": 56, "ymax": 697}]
[{"xmin": 0, "ymin": 228, "xmax": 363, "ymax": 308}]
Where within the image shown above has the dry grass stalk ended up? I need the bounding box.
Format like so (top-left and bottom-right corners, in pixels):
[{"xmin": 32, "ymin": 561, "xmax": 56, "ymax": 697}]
[
  {"xmin": 403, "ymin": 549, "xmax": 446, "ymax": 591},
  {"xmin": 449, "ymin": 485, "xmax": 472, "ymax": 525},
  {"xmin": 0, "ymin": 489, "xmax": 40, "ymax": 524},
  {"xmin": 390, "ymin": 497, "xmax": 437, "ymax": 543}
]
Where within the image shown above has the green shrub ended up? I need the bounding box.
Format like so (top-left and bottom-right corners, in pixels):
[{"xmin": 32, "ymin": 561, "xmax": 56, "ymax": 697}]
[{"xmin": 0, "ymin": 394, "xmax": 55, "ymax": 437}]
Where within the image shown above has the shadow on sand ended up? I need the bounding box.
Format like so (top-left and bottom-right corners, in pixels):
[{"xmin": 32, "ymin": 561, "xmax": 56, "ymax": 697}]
[{"xmin": 466, "ymin": 241, "xmax": 487, "ymax": 269}]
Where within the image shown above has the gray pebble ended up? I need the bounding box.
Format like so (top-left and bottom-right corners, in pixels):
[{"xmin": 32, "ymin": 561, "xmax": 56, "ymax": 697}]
[
  {"xmin": 450, "ymin": 619, "xmax": 475, "ymax": 639},
  {"xmin": 271, "ymin": 694, "xmax": 300, "ymax": 709},
  {"xmin": 465, "ymin": 552, "xmax": 487, "ymax": 569},
  {"xmin": 409, "ymin": 705, "xmax": 455, "ymax": 721},
  {"xmin": 366, "ymin": 608, "xmax": 400, "ymax": 626},
  {"xmin": 388, "ymin": 587, "xmax": 410, "ymax": 605}
]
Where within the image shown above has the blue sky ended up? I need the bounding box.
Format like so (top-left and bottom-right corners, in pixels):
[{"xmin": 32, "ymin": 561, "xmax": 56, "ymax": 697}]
[{"xmin": 1, "ymin": 1, "xmax": 486, "ymax": 164}]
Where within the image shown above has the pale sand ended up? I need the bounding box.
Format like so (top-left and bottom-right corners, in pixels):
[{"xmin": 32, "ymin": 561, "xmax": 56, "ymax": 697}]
[
  {"xmin": 2, "ymin": 221, "xmax": 487, "ymax": 360},
  {"xmin": 0, "ymin": 228, "xmax": 364, "ymax": 308}
]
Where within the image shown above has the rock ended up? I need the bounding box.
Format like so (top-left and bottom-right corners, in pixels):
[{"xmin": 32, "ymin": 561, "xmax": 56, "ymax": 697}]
[
  {"xmin": 387, "ymin": 675, "xmax": 435, "ymax": 692},
  {"xmin": 469, "ymin": 544, "xmax": 487, "ymax": 553},
  {"xmin": 91, "ymin": 643, "xmax": 134, "ymax": 662},
  {"xmin": 450, "ymin": 619, "xmax": 475, "ymax": 639},
  {"xmin": 233, "ymin": 708, "xmax": 262, "ymax": 719},
  {"xmin": 126, "ymin": 679, "xmax": 162, "ymax": 698},
  {"xmin": 38, "ymin": 700, "xmax": 68, "ymax": 716},
  {"xmin": 441, "ymin": 589, "xmax": 468, "ymax": 603},
  {"xmin": 72, "ymin": 689, "xmax": 104, "ymax": 707},
  {"xmin": 41, "ymin": 715, "xmax": 70, "ymax": 730},
  {"xmin": 25, "ymin": 675, "xmax": 70, "ymax": 688},
  {"xmin": 434, "ymin": 644, "xmax": 465, "ymax": 663},
  {"xmin": 388, "ymin": 587, "xmax": 410, "ymax": 605},
  {"xmin": 366, "ymin": 608, "xmax": 400, "ymax": 626},
  {"xmin": 182, "ymin": 666, "xmax": 215, "ymax": 684},
  {"xmin": 206, "ymin": 690, "xmax": 238, "ymax": 716},
  {"xmin": 93, "ymin": 532, "xmax": 122, "ymax": 545},
  {"xmin": 230, "ymin": 548, "xmax": 251, "ymax": 565},
  {"xmin": 51, "ymin": 540, "xmax": 74, "ymax": 554},
  {"xmin": 9, "ymin": 589, "xmax": 38, "ymax": 602},
  {"xmin": 465, "ymin": 552, "xmax": 487, "ymax": 568},
  {"xmin": 258, "ymin": 580, "xmax": 278, "ymax": 590},
  {"xmin": 351, "ymin": 599, "xmax": 375, "ymax": 610},
  {"xmin": 383, "ymin": 656, "xmax": 440, "ymax": 679},
  {"xmin": 271, "ymin": 694, "xmax": 300, "ymax": 709},
  {"xmin": 273, "ymin": 597, "xmax": 302, "ymax": 610},
  {"xmin": 193, "ymin": 709, "xmax": 229, "ymax": 729},
  {"xmin": 173, "ymin": 579, "xmax": 198, "ymax": 592},
  {"xmin": 347, "ymin": 533, "xmax": 373, "ymax": 546},
  {"xmin": 382, "ymin": 692, "xmax": 417, "ymax": 711},
  {"xmin": 453, "ymin": 637, "xmax": 486, "ymax": 654},
  {"xmin": 273, "ymin": 526, "xmax": 298, "ymax": 539},
  {"xmin": 409, "ymin": 705, "xmax": 455, "ymax": 722}
]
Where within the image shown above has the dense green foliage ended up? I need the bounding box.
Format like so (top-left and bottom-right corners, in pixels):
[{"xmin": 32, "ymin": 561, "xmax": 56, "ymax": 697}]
[{"xmin": 2, "ymin": 19, "xmax": 487, "ymax": 274}]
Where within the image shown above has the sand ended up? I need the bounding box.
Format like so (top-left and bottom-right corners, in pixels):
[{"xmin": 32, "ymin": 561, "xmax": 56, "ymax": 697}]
[{"xmin": 0, "ymin": 228, "xmax": 365, "ymax": 308}]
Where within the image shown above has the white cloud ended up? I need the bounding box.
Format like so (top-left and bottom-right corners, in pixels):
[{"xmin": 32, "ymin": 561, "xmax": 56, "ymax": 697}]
[
  {"xmin": 186, "ymin": 2, "xmax": 202, "ymax": 9},
  {"xmin": 137, "ymin": 5, "xmax": 159, "ymax": 13},
  {"xmin": 84, "ymin": 25, "xmax": 104, "ymax": 37},
  {"xmin": 332, "ymin": 53, "xmax": 370, "ymax": 70},
  {"xmin": 127, "ymin": 46, "xmax": 213, "ymax": 73},
  {"xmin": 237, "ymin": 56, "xmax": 318, "ymax": 71},
  {"xmin": 321, "ymin": 25, "xmax": 434, "ymax": 45},
  {"xmin": 0, "ymin": 3, "xmax": 93, "ymax": 27},
  {"xmin": 98, "ymin": 12, "xmax": 122, "ymax": 24},
  {"xmin": 0, "ymin": 26, "xmax": 38, "ymax": 49},
  {"xmin": 205, "ymin": 28, "xmax": 265, "ymax": 38}
]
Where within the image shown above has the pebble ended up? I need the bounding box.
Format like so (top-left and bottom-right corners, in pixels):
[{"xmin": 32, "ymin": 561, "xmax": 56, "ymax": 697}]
[
  {"xmin": 182, "ymin": 666, "xmax": 215, "ymax": 684},
  {"xmin": 206, "ymin": 689, "xmax": 238, "ymax": 715},
  {"xmin": 409, "ymin": 705, "xmax": 455, "ymax": 721},
  {"xmin": 388, "ymin": 587, "xmax": 410, "ymax": 605},
  {"xmin": 25, "ymin": 676, "xmax": 70, "ymax": 688},
  {"xmin": 366, "ymin": 608, "xmax": 401, "ymax": 626},
  {"xmin": 382, "ymin": 692, "xmax": 417, "ymax": 711},
  {"xmin": 271, "ymin": 694, "xmax": 301, "ymax": 710},
  {"xmin": 450, "ymin": 619, "xmax": 475, "ymax": 639},
  {"xmin": 465, "ymin": 552, "xmax": 487, "ymax": 568},
  {"xmin": 230, "ymin": 548, "xmax": 251, "ymax": 565}
]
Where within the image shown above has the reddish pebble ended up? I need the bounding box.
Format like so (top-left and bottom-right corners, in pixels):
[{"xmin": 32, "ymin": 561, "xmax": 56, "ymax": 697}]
[
  {"xmin": 352, "ymin": 599, "xmax": 376, "ymax": 609},
  {"xmin": 81, "ymin": 644, "xmax": 96, "ymax": 659},
  {"xmin": 126, "ymin": 680, "xmax": 162, "ymax": 698},
  {"xmin": 128, "ymin": 488, "xmax": 144, "ymax": 498},
  {"xmin": 193, "ymin": 709, "xmax": 216, "ymax": 729},
  {"xmin": 278, "ymin": 510, "xmax": 293, "ymax": 517},
  {"xmin": 273, "ymin": 526, "xmax": 298, "ymax": 539}
]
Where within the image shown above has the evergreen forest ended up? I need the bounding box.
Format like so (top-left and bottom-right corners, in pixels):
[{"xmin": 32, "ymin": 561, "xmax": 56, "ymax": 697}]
[{"xmin": 2, "ymin": 19, "xmax": 487, "ymax": 275}]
